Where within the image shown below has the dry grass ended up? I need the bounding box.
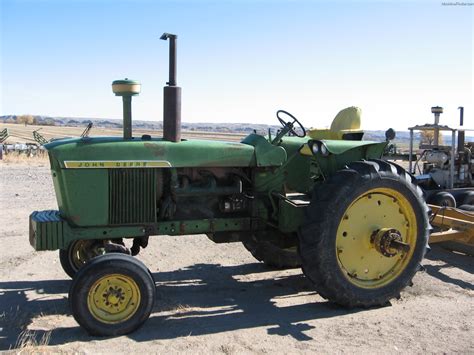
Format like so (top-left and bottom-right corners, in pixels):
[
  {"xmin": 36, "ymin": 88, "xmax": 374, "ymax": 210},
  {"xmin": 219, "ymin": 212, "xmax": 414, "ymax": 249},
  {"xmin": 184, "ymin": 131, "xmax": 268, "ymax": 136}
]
[
  {"xmin": 14, "ymin": 329, "xmax": 52, "ymax": 353},
  {"xmin": 160, "ymin": 302, "xmax": 193, "ymax": 313},
  {"xmin": 174, "ymin": 303, "xmax": 192, "ymax": 312},
  {"xmin": 1, "ymin": 152, "xmax": 48, "ymax": 165},
  {"xmin": 1, "ymin": 307, "xmax": 53, "ymax": 353},
  {"xmin": 219, "ymin": 344, "xmax": 235, "ymax": 354}
]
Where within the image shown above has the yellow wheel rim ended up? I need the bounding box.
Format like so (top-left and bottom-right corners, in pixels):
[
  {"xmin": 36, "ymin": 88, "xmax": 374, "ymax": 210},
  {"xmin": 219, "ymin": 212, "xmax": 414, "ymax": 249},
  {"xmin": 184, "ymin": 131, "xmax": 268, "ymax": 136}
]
[
  {"xmin": 87, "ymin": 274, "xmax": 141, "ymax": 324},
  {"xmin": 336, "ymin": 187, "xmax": 417, "ymax": 289}
]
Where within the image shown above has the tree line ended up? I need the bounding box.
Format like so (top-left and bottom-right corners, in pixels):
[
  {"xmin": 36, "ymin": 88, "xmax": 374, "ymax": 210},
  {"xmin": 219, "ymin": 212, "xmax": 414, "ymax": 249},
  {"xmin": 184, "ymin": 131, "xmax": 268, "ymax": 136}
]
[{"xmin": 13, "ymin": 115, "xmax": 55, "ymax": 126}]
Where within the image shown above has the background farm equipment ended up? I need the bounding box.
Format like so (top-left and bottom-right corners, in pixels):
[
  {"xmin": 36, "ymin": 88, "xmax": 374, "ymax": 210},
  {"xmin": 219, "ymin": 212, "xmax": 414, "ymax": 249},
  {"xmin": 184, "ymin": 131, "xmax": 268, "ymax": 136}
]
[
  {"xmin": 0, "ymin": 125, "xmax": 44, "ymax": 158},
  {"xmin": 32, "ymin": 128, "xmax": 50, "ymax": 146},
  {"xmin": 0, "ymin": 121, "xmax": 88, "ymax": 159},
  {"xmin": 29, "ymin": 33, "xmax": 431, "ymax": 336},
  {"xmin": 0, "ymin": 128, "xmax": 9, "ymax": 143},
  {"xmin": 3, "ymin": 143, "xmax": 41, "ymax": 155},
  {"xmin": 409, "ymin": 107, "xmax": 472, "ymax": 193},
  {"xmin": 0, "ymin": 128, "xmax": 9, "ymax": 159},
  {"xmin": 402, "ymin": 106, "xmax": 474, "ymax": 255},
  {"xmin": 429, "ymin": 204, "xmax": 474, "ymax": 255}
]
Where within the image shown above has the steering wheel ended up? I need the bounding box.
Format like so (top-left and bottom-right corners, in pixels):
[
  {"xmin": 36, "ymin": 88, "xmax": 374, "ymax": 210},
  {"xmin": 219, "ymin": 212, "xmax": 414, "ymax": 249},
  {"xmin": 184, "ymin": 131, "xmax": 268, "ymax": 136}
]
[{"xmin": 276, "ymin": 110, "xmax": 306, "ymax": 138}]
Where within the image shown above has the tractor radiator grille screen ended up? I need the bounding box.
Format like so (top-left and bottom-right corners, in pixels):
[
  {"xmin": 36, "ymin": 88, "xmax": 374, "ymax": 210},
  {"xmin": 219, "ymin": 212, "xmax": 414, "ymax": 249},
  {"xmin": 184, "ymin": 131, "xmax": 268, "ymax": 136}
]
[{"xmin": 109, "ymin": 169, "xmax": 157, "ymax": 224}]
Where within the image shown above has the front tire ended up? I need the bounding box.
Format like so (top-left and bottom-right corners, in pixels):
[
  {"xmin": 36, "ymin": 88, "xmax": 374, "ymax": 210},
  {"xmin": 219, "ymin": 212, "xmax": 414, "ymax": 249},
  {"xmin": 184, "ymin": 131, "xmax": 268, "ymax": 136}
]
[
  {"xmin": 59, "ymin": 239, "xmax": 105, "ymax": 278},
  {"xmin": 299, "ymin": 160, "xmax": 430, "ymax": 307},
  {"xmin": 69, "ymin": 253, "xmax": 155, "ymax": 336}
]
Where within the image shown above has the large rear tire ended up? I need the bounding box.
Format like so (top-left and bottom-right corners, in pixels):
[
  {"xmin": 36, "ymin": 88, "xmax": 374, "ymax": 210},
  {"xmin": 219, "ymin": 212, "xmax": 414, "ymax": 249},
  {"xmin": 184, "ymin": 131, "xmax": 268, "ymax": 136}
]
[
  {"xmin": 69, "ymin": 253, "xmax": 155, "ymax": 336},
  {"xmin": 298, "ymin": 159, "xmax": 430, "ymax": 307}
]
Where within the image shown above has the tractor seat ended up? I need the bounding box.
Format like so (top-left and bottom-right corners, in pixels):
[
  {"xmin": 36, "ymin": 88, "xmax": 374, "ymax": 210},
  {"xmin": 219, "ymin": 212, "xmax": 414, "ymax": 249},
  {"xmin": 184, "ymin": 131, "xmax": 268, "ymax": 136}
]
[{"xmin": 308, "ymin": 106, "xmax": 364, "ymax": 141}]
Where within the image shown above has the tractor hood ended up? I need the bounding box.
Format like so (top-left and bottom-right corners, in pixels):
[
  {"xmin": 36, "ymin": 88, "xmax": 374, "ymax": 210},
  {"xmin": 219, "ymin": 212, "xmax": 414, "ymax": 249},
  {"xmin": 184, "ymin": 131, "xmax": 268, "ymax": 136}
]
[
  {"xmin": 45, "ymin": 135, "xmax": 288, "ymax": 169},
  {"xmin": 45, "ymin": 137, "xmax": 258, "ymax": 168}
]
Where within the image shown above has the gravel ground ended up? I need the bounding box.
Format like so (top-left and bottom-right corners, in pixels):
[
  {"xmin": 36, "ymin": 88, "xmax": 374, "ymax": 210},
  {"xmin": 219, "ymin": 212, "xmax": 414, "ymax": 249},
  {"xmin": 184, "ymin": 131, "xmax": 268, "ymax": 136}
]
[{"xmin": 0, "ymin": 161, "xmax": 473, "ymax": 354}]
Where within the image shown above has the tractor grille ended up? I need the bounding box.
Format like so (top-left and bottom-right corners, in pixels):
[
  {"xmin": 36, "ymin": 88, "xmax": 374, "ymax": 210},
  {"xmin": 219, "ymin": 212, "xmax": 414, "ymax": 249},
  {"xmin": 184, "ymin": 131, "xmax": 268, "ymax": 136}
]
[{"xmin": 109, "ymin": 169, "xmax": 157, "ymax": 225}]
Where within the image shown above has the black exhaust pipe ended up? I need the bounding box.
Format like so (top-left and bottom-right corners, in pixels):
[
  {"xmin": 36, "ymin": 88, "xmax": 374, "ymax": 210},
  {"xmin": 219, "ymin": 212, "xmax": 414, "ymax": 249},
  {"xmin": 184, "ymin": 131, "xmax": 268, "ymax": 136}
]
[
  {"xmin": 458, "ymin": 107, "xmax": 464, "ymax": 152},
  {"xmin": 160, "ymin": 33, "xmax": 181, "ymax": 142}
]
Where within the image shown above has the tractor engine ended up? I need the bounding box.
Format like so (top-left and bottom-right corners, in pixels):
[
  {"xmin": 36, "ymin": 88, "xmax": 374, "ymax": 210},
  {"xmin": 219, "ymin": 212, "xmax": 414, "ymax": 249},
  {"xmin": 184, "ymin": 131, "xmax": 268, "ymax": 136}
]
[
  {"xmin": 422, "ymin": 145, "xmax": 473, "ymax": 188},
  {"xmin": 159, "ymin": 168, "xmax": 250, "ymax": 221}
]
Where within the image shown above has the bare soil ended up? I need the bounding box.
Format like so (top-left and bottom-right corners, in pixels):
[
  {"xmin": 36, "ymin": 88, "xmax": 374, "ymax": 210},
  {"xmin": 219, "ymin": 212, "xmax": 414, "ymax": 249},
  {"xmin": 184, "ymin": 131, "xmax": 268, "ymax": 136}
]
[{"xmin": 0, "ymin": 161, "xmax": 473, "ymax": 354}]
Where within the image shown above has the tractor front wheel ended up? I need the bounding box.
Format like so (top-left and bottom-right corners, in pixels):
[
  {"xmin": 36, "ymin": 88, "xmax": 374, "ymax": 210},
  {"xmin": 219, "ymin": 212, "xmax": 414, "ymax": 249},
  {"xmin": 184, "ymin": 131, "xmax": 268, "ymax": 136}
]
[
  {"xmin": 69, "ymin": 253, "xmax": 155, "ymax": 336},
  {"xmin": 59, "ymin": 240, "xmax": 106, "ymax": 278},
  {"xmin": 299, "ymin": 160, "xmax": 430, "ymax": 307}
]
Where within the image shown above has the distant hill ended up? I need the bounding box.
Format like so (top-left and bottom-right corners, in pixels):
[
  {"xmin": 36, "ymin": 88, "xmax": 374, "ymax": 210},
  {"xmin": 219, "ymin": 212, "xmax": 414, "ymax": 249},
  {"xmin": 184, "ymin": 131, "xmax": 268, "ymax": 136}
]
[
  {"xmin": 0, "ymin": 115, "xmax": 279, "ymax": 134},
  {"xmin": 2, "ymin": 114, "xmax": 470, "ymax": 148}
]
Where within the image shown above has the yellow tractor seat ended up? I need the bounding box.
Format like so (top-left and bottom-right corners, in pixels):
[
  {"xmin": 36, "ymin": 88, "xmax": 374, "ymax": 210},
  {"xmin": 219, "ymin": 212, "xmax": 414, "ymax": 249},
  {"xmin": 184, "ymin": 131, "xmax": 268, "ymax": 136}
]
[{"xmin": 307, "ymin": 106, "xmax": 364, "ymax": 140}]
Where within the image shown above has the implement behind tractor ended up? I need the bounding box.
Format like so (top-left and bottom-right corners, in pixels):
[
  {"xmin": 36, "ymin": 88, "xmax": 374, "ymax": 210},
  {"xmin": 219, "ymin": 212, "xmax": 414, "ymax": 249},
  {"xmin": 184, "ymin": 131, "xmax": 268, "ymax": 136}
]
[
  {"xmin": 429, "ymin": 204, "xmax": 474, "ymax": 254},
  {"xmin": 29, "ymin": 34, "xmax": 431, "ymax": 336}
]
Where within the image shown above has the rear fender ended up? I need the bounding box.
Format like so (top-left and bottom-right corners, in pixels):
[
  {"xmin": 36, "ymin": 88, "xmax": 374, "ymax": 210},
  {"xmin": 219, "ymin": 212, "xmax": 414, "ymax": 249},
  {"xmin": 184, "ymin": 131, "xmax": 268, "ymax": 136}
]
[{"xmin": 303, "ymin": 139, "xmax": 387, "ymax": 176}]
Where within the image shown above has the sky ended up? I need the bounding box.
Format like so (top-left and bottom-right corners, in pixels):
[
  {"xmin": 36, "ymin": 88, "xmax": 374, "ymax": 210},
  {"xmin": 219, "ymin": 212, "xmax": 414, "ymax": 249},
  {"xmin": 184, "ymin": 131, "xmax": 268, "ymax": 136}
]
[{"xmin": 1, "ymin": 0, "xmax": 473, "ymax": 130}]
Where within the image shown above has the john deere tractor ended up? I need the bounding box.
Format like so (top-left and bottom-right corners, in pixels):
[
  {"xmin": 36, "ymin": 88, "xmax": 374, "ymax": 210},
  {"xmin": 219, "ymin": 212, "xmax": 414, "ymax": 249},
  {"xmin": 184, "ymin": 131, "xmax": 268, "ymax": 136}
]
[{"xmin": 29, "ymin": 34, "xmax": 430, "ymax": 336}]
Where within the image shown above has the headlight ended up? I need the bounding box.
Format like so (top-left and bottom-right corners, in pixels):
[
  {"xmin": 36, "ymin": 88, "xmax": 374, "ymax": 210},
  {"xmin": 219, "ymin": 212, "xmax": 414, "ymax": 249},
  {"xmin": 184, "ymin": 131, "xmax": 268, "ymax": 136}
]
[
  {"xmin": 320, "ymin": 143, "xmax": 329, "ymax": 156},
  {"xmin": 310, "ymin": 141, "xmax": 319, "ymax": 154}
]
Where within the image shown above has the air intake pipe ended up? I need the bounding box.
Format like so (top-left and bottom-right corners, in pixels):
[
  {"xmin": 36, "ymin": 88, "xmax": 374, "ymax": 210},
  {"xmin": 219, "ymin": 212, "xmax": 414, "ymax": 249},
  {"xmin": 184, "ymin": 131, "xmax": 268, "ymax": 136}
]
[
  {"xmin": 112, "ymin": 79, "xmax": 141, "ymax": 140},
  {"xmin": 160, "ymin": 33, "xmax": 181, "ymax": 142}
]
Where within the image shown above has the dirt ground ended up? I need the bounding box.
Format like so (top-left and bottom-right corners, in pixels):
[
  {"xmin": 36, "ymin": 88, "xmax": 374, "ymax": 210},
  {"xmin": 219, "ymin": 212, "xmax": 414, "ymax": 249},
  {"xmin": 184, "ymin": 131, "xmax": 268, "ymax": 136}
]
[{"xmin": 0, "ymin": 161, "xmax": 473, "ymax": 354}]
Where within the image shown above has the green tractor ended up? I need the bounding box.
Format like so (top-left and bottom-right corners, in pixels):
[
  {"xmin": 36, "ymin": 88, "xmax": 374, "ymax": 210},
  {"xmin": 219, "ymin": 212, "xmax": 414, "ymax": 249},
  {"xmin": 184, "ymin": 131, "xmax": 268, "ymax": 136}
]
[{"xmin": 29, "ymin": 34, "xmax": 430, "ymax": 336}]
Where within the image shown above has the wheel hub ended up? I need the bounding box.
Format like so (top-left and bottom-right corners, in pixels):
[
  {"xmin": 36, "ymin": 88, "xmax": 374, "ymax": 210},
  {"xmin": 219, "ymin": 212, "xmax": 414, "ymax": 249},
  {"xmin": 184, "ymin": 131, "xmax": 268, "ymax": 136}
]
[
  {"xmin": 372, "ymin": 228, "xmax": 411, "ymax": 257},
  {"xmin": 87, "ymin": 274, "xmax": 141, "ymax": 324},
  {"xmin": 103, "ymin": 286, "xmax": 126, "ymax": 307}
]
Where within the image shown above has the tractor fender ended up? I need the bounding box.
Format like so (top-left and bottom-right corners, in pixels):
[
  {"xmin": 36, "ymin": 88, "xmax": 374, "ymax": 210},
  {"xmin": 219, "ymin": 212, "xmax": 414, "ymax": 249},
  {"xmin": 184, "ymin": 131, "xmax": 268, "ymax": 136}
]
[{"xmin": 301, "ymin": 139, "xmax": 387, "ymax": 156}]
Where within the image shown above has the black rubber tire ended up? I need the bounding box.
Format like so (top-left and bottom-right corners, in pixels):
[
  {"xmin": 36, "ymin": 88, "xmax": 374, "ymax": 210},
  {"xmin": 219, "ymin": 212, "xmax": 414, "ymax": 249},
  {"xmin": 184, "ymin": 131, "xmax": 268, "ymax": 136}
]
[
  {"xmin": 59, "ymin": 240, "xmax": 103, "ymax": 278},
  {"xmin": 458, "ymin": 204, "xmax": 474, "ymax": 212},
  {"xmin": 242, "ymin": 233, "xmax": 301, "ymax": 269},
  {"xmin": 69, "ymin": 253, "xmax": 155, "ymax": 336},
  {"xmin": 59, "ymin": 248, "xmax": 78, "ymax": 279},
  {"xmin": 427, "ymin": 191, "xmax": 456, "ymax": 208},
  {"xmin": 298, "ymin": 159, "xmax": 430, "ymax": 308},
  {"xmin": 458, "ymin": 191, "xmax": 474, "ymax": 206}
]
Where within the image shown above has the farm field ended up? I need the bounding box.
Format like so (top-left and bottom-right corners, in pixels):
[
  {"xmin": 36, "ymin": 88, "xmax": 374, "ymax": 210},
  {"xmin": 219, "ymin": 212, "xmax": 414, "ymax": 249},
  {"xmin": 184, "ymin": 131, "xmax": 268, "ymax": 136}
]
[
  {"xmin": 0, "ymin": 123, "xmax": 245, "ymax": 144},
  {"xmin": 0, "ymin": 161, "xmax": 473, "ymax": 353}
]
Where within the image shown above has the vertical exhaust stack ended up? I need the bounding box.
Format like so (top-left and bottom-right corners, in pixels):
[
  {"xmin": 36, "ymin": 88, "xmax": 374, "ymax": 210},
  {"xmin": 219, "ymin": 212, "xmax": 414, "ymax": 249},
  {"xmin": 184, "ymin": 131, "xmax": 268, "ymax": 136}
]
[
  {"xmin": 431, "ymin": 106, "xmax": 443, "ymax": 147},
  {"xmin": 160, "ymin": 33, "xmax": 181, "ymax": 142},
  {"xmin": 458, "ymin": 107, "xmax": 465, "ymax": 152}
]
